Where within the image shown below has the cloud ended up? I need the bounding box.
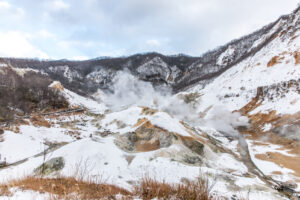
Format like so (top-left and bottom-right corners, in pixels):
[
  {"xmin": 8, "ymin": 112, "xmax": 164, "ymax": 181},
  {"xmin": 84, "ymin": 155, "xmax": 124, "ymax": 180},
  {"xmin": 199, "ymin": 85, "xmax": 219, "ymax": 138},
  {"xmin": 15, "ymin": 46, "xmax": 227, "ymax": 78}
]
[
  {"xmin": 0, "ymin": 1, "xmax": 10, "ymax": 9},
  {"xmin": 57, "ymin": 40, "xmax": 94, "ymax": 49},
  {"xmin": 0, "ymin": 31, "xmax": 48, "ymax": 59},
  {"xmin": 146, "ymin": 39, "xmax": 160, "ymax": 47},
  {"xmin": 0, "ymin": 1, "xmax": 24, "ymax": 18},
  {"xmin": 49, "ymin": 0, "xmax": 70, "ymax": 11},
  {"xmin": 37, "ymin": 29, "xmax": 54, "ymax": 39}
]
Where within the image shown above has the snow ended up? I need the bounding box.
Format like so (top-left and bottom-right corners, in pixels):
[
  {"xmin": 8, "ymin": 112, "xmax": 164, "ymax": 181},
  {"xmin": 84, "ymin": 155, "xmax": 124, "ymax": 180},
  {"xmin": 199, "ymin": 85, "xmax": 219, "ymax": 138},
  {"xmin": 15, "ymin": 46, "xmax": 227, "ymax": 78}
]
[
  {"xmin": 102, "ymin": 107, "xmax": 143, "ymax": 128},
  {"xmin": 0, "ymin": 189, "xmax": 49, "ymax": 200},
  {"xmin": 193, "ymin": 26, "xmax": 300, "ymax": 115},
  {"xmin": 137, "ymin": 56, "xmax": 170, "ymax": 81},
  {"xmin": 250, "ymin": 90, "xmax": 300, "ymax": 115},
  {"xmin": 0, "ymin": 98, "xmax": 281, "ymax": 199},
  {"xmin": 0, "ymin": 136, "xmax": 201, "ymax": 188},
  {"xmin": 262, "ymin": 123, "xmax": 272, "ymax": 132},
  {"xmin": 86, "ymin": 68, "xmax": 115, "ymax": 84},
  {"xmin": 0, "ymin": 130, "xmax": 43, "ymax": 163},
  {"xmin": 0, "ymin": 63, "xmax": 8, "ymax": 67},
  {"xmin": 0, "ymin": 106, "xmax": 286, "ymax": 199},
  {"xmin": 213, "ymin": 153, "xmax": 248, "ymax": 173},
  {"xmin": 217, "ymin": 45, "xmax": 235, "ymax": 66},
  {"xmin": 0, "ymin": 63, "xmax": 41, "ymax": 77},
  {"xmin": 11, "ymin": 68, "xmax": 40, "ymax": 77},
  {"xmin": 61, "ymin": 86, "xmax": 107, "ymax": 113},
  {"xmin": 0, "ymin": 126, "xmax": 74, "ymax": 163},
  {"xmin": 249, "ymin": 147, "xmax": 294, "ymax": 175},
  {"xmin": 148, "ymin": 112, "xmax": 191, "ymax": 137},
  {"xmin": 101, "ymin": 106, "xmax": 192, "ymax": 137},
  {"xmin": 248, "ymin": 19, "xmax": 282, "ymax": 52},
  {"xmin": 0, "ymin": 135, "xmax": 279, "ymax": 199},
  {"xmin": 49, "ymin": 65, "xmax": 82, "ymax": 82},
  {"xmin": 247, "ymin": 139, "xmax": 298, "ymax": 188}
]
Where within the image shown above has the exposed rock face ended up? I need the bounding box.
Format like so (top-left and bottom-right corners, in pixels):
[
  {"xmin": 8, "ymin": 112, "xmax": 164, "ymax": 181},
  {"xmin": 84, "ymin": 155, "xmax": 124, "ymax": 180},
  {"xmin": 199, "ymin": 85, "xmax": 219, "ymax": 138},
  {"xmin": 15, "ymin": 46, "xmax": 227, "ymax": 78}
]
[
  {"xmin": 34, "ymin": 157, "xmax": 65, "ymax": 176},
  {"xmin": 183, "ymin": 155, "xmax": 202, "ymax": 165},
  {"xmin": 136, "ymin": 56, "xmax": 171, "ymax": 84},
  {"xmin": 182, "ymin": 139, "xmax": 204, "ymax": 156},
  {"xmin": 113, "ymin": 118, "xmax": 206, "ymax": 167},
  {"xmin": 97, "ymin": 130, "xmax": 114, "ymax": 138},
  {"xmin": 115, "ymin": 121, "xmax": 177, "ymax": 152}
]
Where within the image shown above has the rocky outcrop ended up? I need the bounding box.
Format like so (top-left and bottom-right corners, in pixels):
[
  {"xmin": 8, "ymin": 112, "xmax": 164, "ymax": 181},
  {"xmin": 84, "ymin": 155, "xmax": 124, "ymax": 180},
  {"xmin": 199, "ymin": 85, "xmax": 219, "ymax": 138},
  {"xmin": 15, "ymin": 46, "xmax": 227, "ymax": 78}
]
[
  {"xmin": 34, "ymin": 157, "xmax": 65, "ymax": 176},
  {"xmin": 115, "ymin": 121, "xmax": 177, "ymax": 152}
]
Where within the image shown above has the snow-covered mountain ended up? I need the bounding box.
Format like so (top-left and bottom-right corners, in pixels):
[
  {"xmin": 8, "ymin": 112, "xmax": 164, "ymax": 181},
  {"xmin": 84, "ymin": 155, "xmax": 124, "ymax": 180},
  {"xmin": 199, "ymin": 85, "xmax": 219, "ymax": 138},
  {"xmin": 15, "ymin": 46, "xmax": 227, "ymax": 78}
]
[{"xmin": 0, "ymin": 5, "xmax": 299, "ymax": 200}]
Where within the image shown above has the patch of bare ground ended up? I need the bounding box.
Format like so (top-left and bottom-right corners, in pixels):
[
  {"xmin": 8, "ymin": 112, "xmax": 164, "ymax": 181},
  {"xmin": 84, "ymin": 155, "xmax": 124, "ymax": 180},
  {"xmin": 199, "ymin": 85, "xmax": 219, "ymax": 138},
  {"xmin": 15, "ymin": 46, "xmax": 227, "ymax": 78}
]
[
  {"xmin": 255, "ymin": 152, "xmax": 300, "ymax": 177},
  {"xmin": 267, "ymin": 56, "xmax": 282, "ymax": 67},
  {"xmin": 243, "ymin": 127, "xmax": 300, "ymax": 178}
]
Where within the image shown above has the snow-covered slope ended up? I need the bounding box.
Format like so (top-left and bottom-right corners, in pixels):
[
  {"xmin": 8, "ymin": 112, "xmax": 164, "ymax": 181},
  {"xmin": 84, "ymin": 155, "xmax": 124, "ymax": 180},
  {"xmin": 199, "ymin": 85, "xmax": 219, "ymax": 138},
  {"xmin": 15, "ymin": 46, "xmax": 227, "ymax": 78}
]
[
  {"xmin": 0, "ymin": 70, "xmax": 290, "ymax": 199},
  {"xmin": 0, "ymin": 102, "xmax": 287, "ymax": 200},
  {"xmin": 184, "ymin": 6, "xmax": 300, "ymax": 195},
  {"xmin": 191, "ymin": 6, "xmax": 299, "ymax": 114}
]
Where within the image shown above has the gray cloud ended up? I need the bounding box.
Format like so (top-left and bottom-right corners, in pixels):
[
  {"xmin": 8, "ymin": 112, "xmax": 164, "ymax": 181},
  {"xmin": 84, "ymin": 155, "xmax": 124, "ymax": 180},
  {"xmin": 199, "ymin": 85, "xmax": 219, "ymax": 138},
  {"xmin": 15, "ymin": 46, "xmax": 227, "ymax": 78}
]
[{"xmin": 0, "ymin": 0, "xmax": 299, "ymax": 59}]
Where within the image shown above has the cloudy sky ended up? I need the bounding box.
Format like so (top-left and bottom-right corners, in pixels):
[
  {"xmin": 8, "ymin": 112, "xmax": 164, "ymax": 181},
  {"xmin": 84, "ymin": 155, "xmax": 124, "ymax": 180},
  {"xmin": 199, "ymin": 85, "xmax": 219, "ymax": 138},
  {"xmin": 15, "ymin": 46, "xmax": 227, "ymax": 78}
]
[{"xmin": 0, "ymin": 0, "xmax": 299, "ymax": 59}]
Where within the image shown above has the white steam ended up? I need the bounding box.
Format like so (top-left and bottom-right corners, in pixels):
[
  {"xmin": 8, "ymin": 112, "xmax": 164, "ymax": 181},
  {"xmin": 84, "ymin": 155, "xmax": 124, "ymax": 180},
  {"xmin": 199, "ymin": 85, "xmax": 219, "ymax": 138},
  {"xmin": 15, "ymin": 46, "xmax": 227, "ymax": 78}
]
[
  {"xmin": 100, "ymin": 70, "xmax": 171, "ymax": 111},
  {"xmin": 97, "ymin": 70, "xmax": 248, "ymax": 137},
  {"xmin": 203, "ymin": 106, "xmax": 249, "ymax": 137}
]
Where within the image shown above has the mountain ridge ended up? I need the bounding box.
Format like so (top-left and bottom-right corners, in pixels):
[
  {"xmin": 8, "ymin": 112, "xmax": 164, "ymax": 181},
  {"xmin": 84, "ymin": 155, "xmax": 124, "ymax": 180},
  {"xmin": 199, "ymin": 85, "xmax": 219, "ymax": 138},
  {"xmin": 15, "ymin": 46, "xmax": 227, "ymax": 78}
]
[{"xmin": 2, "ymin": 6, "xmax": 299, "ymax": 96}]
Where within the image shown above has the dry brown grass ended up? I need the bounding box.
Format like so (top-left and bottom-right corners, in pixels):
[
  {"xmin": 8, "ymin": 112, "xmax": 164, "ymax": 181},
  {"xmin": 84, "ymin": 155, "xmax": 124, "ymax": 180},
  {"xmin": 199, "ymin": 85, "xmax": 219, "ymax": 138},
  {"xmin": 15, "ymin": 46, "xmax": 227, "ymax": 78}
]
[
  {"xmin": 0, "ymin": 159, "xmax": 215, "ymax": 200},
  {"xmin": 0, "ymin": 176, "xmax": 131, "ymax": 200},
  {"xmin": 134, "ymin": 176, "xmax": 213, "ymax": 200},
  {"xmin": 0, "ymin": 184, "xmax": 12, "ymax": 196},
  {"xmin": 30, "ymin": 115, "xmax": 51, "ymax": 128},
  {"xmin": 0, "ymin": 175, "xmax": 215, "ymax": 200},
  {"xmin": 294, "ymin": 51, "xmax": 300, "ymax": 65}
]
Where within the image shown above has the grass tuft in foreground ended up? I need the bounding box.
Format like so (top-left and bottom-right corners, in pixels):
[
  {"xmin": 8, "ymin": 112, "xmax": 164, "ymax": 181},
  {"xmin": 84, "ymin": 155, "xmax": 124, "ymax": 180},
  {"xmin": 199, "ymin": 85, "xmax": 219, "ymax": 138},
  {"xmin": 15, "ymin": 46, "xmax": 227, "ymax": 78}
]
[{"xmin": 0, "ymin": 175, "xmax": 215, "ymax": 199}]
